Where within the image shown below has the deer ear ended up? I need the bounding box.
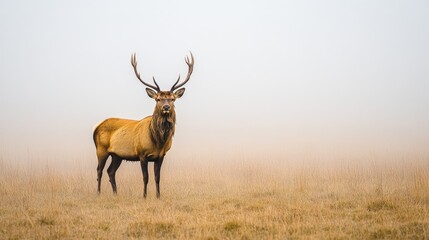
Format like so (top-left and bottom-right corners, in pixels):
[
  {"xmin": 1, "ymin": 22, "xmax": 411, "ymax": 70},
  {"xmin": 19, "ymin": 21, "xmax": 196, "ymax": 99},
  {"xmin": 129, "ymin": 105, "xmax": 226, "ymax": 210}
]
[
  {"xmin": 146, "ymin": 88, "xmax": 157, "ymax": 99},
  {"xmin": 174, "ymin": 88, "xmax": 185, "ymax": 98}
]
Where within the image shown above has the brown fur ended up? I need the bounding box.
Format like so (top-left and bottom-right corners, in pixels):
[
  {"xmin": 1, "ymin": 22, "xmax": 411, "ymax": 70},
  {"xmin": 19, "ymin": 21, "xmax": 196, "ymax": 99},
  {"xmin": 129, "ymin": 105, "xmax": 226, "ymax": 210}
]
[
  {"xmin": 93, "ymin": 92, "xmax": 179, "ymax": 198},
  {"xmin": 94, "ymin": 52, "xmax": 194, "ymax": 198},
  {"xmin": 150, "ymin": 97, "xmax": 176, "ymax": 148}
]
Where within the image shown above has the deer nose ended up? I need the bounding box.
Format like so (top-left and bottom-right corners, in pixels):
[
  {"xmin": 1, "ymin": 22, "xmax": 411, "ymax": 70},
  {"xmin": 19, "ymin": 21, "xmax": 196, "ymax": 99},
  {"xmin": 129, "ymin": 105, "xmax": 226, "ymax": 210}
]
[{"xmin": 162, "ymin": 105, "xmax": 170, "ymax": 111}]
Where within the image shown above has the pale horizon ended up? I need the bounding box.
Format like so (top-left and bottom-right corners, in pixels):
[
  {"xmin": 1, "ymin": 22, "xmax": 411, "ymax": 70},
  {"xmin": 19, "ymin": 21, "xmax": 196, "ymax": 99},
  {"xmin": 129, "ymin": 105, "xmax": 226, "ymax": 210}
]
[{"xmin": 1, "ymin": 1, "xmax": 428, "ymax": 168}]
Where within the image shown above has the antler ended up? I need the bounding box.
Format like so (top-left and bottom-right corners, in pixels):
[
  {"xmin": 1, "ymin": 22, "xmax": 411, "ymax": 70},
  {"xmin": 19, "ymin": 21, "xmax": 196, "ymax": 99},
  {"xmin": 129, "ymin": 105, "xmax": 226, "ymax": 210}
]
[
  {"xmin": 131, "ymin": 53, "xmax": 160, "ymax": 92},
  {"xmin": 170, "ymin": 52, "xmax": 194, "ymax": 92}
]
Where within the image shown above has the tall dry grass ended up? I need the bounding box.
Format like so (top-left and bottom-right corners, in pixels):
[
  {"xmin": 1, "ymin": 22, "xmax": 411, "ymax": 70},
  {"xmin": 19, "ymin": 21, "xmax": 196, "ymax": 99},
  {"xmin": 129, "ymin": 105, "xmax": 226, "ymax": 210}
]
[{"xmin": 0, "ymin": 156, "xmax": 428, "ymax": 239}]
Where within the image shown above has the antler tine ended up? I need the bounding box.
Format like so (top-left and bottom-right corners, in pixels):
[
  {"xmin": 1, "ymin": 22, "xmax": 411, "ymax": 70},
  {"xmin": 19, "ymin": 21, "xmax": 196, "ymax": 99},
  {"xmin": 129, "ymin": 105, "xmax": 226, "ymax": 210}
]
[
  {"xmin": 152, "ymin": 76, "xmax": 160, "ymax": 91},
  {"xmin": 171, "ymin": 75, "xmax": 181, "ymax": 91},
  {"xmin": 171, "ymin": 52, "xmax": 194, "ymax": 91},
  {"xmin": 130, "ymin": 53, "xmax": 160, "ymax": 92}
]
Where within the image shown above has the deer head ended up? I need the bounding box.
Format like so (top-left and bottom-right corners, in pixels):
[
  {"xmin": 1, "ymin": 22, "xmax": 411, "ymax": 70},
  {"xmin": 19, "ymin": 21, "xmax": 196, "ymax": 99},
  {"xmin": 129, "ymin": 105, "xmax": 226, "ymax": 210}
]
[{"xmin": 130, "ymin": 52, "xmax": 194, "ymax": 116}]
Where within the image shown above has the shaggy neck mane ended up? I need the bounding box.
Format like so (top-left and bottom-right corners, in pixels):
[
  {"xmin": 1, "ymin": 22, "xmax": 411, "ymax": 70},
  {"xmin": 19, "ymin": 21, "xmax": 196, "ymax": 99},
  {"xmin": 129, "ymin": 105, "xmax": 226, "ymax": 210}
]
[{"xmin": 150, "ymin": 110, "xmax": 176, "ymax": 147}]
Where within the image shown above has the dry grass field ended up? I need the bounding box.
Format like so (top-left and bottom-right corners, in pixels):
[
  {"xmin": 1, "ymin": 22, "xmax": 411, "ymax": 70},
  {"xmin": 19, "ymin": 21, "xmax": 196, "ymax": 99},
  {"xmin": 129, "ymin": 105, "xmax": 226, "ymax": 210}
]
[{"xmin": 0, "ymin": 156, "xmax": 428, "ymax": 239}]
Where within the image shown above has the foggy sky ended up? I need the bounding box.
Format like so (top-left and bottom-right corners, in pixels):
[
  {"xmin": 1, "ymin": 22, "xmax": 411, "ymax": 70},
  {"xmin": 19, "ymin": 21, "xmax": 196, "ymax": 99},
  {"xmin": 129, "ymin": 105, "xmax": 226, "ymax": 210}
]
[{"xmin": 1, "ymin": 0, "xmax": 428, "ymax": 165}]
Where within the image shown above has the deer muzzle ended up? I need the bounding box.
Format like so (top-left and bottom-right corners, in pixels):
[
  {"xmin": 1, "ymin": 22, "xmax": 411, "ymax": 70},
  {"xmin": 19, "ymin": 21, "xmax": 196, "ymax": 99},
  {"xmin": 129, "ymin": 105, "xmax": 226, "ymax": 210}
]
[{"xmin": 162, "ymin": 105, "xmax": 171, "ymax": 114}]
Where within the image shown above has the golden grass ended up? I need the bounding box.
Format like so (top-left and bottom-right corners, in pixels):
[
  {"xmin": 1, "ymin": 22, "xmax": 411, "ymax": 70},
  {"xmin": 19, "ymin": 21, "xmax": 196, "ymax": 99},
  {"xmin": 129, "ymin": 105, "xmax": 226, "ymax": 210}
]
[{"xmin": 0, "ymin": 158, "xmax": 428, "ymax": 239}]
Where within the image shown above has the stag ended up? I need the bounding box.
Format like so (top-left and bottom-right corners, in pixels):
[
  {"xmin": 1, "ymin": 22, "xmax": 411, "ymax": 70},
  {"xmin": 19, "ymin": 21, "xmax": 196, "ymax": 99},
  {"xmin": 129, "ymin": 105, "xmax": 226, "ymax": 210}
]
[{"xmin": 93, "ymin": 52, "xmax": 194, "ymax": 198}]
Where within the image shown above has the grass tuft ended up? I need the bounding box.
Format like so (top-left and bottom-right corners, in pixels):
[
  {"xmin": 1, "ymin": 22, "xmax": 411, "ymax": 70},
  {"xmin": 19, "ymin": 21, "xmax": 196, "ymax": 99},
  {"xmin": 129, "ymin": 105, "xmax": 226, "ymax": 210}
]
[
  {"xmin": 367, "ymin": 199, "xmax": 396, "ymax": 212},
  {"xmin": 126, "ymin": 221, "xmax": 175, "ymax": 238},
  {"xmin": 38, "ymin": 216, "xmax": 55, "ymax": 226},
  {"xmin": 224, "ymin": 221, "xmax": 241, "ymax": 231}
]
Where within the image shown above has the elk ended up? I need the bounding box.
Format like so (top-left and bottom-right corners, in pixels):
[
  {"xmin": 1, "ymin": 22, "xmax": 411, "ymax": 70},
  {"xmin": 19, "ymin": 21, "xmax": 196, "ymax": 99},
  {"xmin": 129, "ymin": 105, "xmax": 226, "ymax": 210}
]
[{"xmin": 93, "ymin": 52, "xmax": 194, "ymax": 198}]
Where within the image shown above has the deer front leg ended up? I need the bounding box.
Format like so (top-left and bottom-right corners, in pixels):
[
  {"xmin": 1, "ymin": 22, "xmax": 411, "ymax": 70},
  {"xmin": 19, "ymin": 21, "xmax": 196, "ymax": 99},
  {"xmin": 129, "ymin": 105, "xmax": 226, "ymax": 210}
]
[
  {"xmin": 154, "ymin": 156, "xmax": 164, "ymax": 199},
  {"xmin": 140, "ymin": 158, "xmax": 149, "ymax": 198}
]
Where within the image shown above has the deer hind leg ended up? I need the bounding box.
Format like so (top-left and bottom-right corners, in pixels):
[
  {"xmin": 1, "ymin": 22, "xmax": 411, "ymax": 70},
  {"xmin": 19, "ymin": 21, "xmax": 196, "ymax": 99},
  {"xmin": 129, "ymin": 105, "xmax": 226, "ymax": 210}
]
[
  {"xmin": 96, "ymin": 149, "xmax": 109, "ymax": 194},
  {"xmin": 107, "ymin": 154, "xmax": 123, "ymax": 194}
]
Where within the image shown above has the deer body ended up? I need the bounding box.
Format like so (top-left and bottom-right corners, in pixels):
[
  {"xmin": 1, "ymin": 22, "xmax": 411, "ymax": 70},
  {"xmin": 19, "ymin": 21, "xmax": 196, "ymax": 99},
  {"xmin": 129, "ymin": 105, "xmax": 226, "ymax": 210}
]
[
  {"xmin": 94, "ymin": 116, "xmax": 173, "ymax": 161},
  {"xmin": 93, "ymin": 53, "xmax": 194, "ymax": 198}
]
